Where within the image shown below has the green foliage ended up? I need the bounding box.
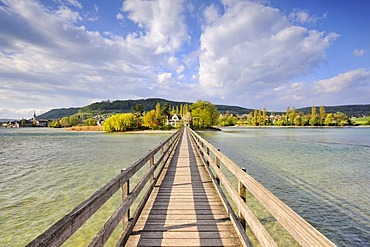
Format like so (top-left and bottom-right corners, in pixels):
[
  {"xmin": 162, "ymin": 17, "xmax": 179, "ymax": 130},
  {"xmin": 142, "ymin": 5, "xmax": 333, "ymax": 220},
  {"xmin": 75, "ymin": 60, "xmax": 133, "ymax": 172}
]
[
  {"xmin": 69, "ymin": 115, "xmax": 81, "ymax": 126},
  {"xmin": 310, "ymin": 106, "xmax": 317, "ymax": 126},
  {"xmin": 190, "ymin": 100, "xmax": 219, "ymax": 129},
  {"xmin": 143, "ymin": 110, "xmax": 158, "ymax": 129},
  {"xmin": 83, "ymin": 118, "xmax": 97, "ymax": 126},
  {"xmin": 132, "ymin": 104, "xmax": 144, "ymax": 116},
  {"xmin": 218, "ymin": 115, "xmax": 237, "ymax": 126},
  {"xmin": 60, "ymin": 117, "xmax": 70, "ymax": 127},
  {"xmin": 102, "ymin": 113, "xmax": 138, "ymax": 132},
  {"xmin": 48, "ymin": 120, "xmax": 61, "ymax": 128},
  {"xmin": 38, "ymin": 107, "xmax": 79, "ymax": 119}
]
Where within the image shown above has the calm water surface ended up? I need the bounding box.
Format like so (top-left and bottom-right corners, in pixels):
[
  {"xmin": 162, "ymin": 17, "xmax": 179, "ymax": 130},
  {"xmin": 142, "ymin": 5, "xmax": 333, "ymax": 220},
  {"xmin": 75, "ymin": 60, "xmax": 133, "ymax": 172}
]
[
  {"xmin": 199, "ymin": 127, "xmax": 370, "ymax": 247},
  {"xmin": 0, "ymin": 128, "xmax": 172, "ymax": 246}
]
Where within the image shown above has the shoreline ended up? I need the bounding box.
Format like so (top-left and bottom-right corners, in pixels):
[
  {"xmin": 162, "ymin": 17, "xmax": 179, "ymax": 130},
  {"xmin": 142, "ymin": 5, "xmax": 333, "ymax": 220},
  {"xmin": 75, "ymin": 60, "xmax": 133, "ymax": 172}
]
[{"xmin": 68, "ymin": 125, "xmax": 177, "ymax": 133}]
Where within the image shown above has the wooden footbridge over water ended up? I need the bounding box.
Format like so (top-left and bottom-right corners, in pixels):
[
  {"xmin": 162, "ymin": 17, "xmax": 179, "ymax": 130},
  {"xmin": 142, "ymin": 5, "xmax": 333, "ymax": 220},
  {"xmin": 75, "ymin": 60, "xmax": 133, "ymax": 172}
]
[{"xmin": 28, "ymin": 127, "xmax": 336, "ymax": 247}]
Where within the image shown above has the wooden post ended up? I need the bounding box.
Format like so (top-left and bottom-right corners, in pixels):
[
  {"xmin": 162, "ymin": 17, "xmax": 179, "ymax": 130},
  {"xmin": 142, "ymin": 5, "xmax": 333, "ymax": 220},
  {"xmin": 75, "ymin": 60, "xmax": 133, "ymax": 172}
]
[
  {"xmin": 238, "ymin": 167, "xmax": 247, "ymax": 229},
  {"xmin": 121, "ymin": 169, "xmax": 130, "ymax": 230},
  {"xmin": 160, "ymin": 146, "xmax": 164, "ymax": 166},
  {"xmin": 206, "ymin": 147, "xmax": 210, "ymax": 166},
  {"xmin": 150, "ymin": 155, "xmax": 155, "ymax": 181},
  {"xmin": 215, "ymin": 149, "xmax": 221, "ymax": 185}
]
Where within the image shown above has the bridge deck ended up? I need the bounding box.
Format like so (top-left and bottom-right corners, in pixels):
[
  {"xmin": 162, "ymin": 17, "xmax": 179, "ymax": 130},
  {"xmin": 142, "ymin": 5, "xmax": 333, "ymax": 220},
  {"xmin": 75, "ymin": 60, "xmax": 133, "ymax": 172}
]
[{"xmin": 126, "ymin": 128, "xmax": 241, "ymax": 246}]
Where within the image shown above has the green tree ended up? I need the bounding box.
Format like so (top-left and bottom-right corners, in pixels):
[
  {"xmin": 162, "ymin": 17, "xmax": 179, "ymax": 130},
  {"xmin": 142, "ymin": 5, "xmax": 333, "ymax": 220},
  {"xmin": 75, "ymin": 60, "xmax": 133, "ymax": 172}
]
[
  {"xmin": 161, "ymin": 103, "xmax": 170, "ymax": 125},
  {"xmin": 132, "ymin": 104, "xmax": 144, "ymax": 117},
  {"xmin": 60, "ymin": 117, "xmax": 70, "ymax": 127},
  {"xmin": 262, "ymin": 108, "xmax": 267, "ymax": 126},
  {"xmin": 291, "ymin": 107, "xmax": 297, "ymax": 126},
  {"xmin": 286, "ymin": 106, "xmax": 291, "ymax": 126},
  {"xmin": 69, "ymin": 115, "xmax": 80, "ymax": 126},
  {"xmin": 310, "ymin": 106, "xmax": 317, "ymax": 126},
  {"xmin": 102, "ymin": 113, "xmax": 137, "ymax": 132},
  {"xmin": 319, "ymin": 105, "xmax": 326, "ymax": 126},
  {"xmin": 190, "ymin": 100, "xmax": 219, "ymax": 129},
  {"xmin": 324, "ymin": 113, "xmax": 334, "ymax": 126},
  {"xmin": 143, "ymin": 110, "xmax": 158, "ymax": 129},
  {"xmin": 83, "ymin": 118, "xmax": 97, "ymax": 126},
  {"xmin": 48, "ymin": 120, "xmax": 61, "ymax": 128}
]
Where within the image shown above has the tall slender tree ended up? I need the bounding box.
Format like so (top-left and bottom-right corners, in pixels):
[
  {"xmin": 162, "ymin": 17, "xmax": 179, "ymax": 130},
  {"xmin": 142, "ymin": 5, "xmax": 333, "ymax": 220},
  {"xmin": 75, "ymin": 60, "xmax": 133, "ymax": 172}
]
[
  {"xmin": 310, "ymin": 106, "xmax": 317, "ymax": 126},
  {"xmin": 319, "ymin": 105, "xmax": 326, "ymax": 126}
]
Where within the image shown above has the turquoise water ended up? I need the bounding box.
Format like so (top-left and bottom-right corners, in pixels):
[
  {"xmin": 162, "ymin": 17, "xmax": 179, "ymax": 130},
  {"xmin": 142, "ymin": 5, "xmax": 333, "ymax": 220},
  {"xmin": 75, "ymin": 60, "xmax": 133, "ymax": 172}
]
[
  {"xmin": 0, "ymin": 128, "xmax": 172, "ymax": 246},
  {"xmin": 199, "ymin": 127, "xmax": 370, "ymax": 247}
]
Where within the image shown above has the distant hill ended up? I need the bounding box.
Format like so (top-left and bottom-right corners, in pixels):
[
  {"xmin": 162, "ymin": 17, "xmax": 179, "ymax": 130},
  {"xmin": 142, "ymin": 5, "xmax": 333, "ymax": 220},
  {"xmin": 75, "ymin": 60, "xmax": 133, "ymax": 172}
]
[
  {"xmin": 38, "ymin": 99, "xmax": 370, "ymax": 119},
  {"xmin": 296, "ymin": 105, "xmax": 370, "ymax": 117},
  {"xmin": 38, "ymin": 98, "xmax": 253, "ymax": 119},
  {"xmin": 38, "ymin": 107, "xmax": 80, "ymax": 119}
]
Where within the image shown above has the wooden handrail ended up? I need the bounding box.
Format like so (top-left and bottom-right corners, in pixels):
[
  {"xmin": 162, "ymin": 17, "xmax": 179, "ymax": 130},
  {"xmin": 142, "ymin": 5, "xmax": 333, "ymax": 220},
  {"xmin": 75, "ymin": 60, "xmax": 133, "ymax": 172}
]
[
  {"xmin": 188, "ymin": 127, "xmax": 336, "ymax": 247},
  {"xmin": 27, "ymin": 128, "xmax": 182, "ymax": 247}
]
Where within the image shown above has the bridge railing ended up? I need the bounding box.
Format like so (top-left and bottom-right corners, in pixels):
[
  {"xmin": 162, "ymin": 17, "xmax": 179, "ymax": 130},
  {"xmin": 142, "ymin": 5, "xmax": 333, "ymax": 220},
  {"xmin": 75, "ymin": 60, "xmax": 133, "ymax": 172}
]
[
  {"xmin": 27, "ymin": 128, "xmax": 183, "ymax": 247},
  {"xmin": 188, "ymin": 127, "xmax": 336, "ymax": 247}
]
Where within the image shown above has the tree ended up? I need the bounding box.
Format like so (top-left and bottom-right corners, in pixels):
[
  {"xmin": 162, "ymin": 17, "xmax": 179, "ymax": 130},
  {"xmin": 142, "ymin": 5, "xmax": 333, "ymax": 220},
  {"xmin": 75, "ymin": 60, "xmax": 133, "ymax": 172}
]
[
  {"xmin": 286, "ymin": 106, "xmax": 291, "ymax": 126},
  {"xmin": 69, "ymin": 115, "xmax": 80, "ymax": 126},
  {"xmin": 83, "ymin": 118, "xmax": 97, "ymax": 126},
  {"xmin": 143, "ymin": 110, "xmax": 158, "ymax": 129},
  {"xmin": 161, "ymin": 103, "xmax": 170, "ymax": 125},
  {"xmin": 60, "ymin": 117, "xmax": 70, "ymax": 127},
  {"xmin": 262, "ymin": 108, "xmax": 267, "ymax": 126},
  {"xmin": 132, "ymin": 104, "xmax": 144, "ymax": 117},
  {"xmin": 48, "ymin": 120, "xmax": 61, "ymax": 128},
  {"xmin": 190, "ymin": 100, "xmax": 219, "ymax": 129},
  {"xmin": 319, "ymin": 105, "xmax": 326, "ymax": 126},
  {"xmin": 102, "ymin": 113, "xmax": 137, "ymax": 132},
  {"xmin": 324, "ymin": 113, "xmax": 334, "ymax": 126},
  {"xmin": 291, "ymin": 107, "xmax": 297, "ymax": 126},
  {"xmin": 310, "ymin": 106, "xmax": 317, "ymax": 126}
]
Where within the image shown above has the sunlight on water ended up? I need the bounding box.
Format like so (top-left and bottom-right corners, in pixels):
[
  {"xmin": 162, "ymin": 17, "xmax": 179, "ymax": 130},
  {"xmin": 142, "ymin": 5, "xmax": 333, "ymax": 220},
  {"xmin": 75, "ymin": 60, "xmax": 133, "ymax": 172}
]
[
  {"xmin": 0, "ymin": 128, "xmax": 171, "ymax": 246},
  {"xmin": 199, "ymin": 127, "xmax": 370, "ymax": 247}
]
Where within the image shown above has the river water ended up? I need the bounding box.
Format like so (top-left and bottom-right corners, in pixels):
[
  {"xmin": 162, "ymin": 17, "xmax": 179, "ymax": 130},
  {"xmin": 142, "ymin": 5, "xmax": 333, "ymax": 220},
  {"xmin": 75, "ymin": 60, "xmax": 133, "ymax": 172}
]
[
  {"xmin": 198, "ymin": 127, "xmax": 370, "ymax": 247},
  {"xmin": 0, "ymin": 128, "xmax": 172, "ymax": 246},
  {"xmin": 1, "ymin": 127, "xmax": 369, "ymax": 246}
]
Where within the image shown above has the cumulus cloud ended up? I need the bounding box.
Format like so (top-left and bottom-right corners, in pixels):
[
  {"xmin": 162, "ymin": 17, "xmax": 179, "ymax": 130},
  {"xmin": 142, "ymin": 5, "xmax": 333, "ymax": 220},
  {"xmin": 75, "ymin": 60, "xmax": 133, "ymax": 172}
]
[
  {"xmin": 198, "ymin": 1, "xmax": 338, "ymax": 104},
  {"xmin": 353, "ymin": 48, "xmax": 366, "ymax": 57},
  {"xmin": 314, "ymin": 69, "xmax": 370, "ymax": 94},
  {"xmin": 122, "ymin": 0, "xmax": 189, "ymax": 54},
  {"xmin": 0, "ymin": 0, "xmax": 192, "ymax": 118},
  {"xmin": 157, "ymin": 72, "xmax": 172, "ymax": 84}
]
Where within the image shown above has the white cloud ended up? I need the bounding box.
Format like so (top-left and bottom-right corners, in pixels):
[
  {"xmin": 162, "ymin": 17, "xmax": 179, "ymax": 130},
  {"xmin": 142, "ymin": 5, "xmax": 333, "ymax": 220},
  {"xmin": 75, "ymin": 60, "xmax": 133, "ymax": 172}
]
[
  {"xmin": 203, "ymin": 4, "xmax": 220, "ymax": 24},
  {"xmin": 289, "ymin": 10, "xmax": 326, "ymax": 24},
  {"xmin": 116, "ymin": 12, "xmax": 124, "ymax": 20},
  {"xmin": 198, "ymin": 1, "xmax": 338, "ymax": 103},
  {"xmin": 67, "ymin": 0, "xmax": 82, "ymax": 9},
  {"xmin": 157, "ymin": 72, "xmax": 172, "ymax": 84},
  {"xmin": 314, "ymin": 69, "xmax": 370, "ymax": 94},
  {"xmin": 353, "ymin": 48, "xmax": 366, "ymax": 57},
  {"xmin": 122, "ymin": 0, "xmax": 189, "ymax": 54}
]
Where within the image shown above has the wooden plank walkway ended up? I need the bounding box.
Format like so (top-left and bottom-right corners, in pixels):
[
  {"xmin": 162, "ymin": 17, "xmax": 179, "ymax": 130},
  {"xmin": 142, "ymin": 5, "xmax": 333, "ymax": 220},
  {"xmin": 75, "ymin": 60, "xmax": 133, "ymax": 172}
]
[{"xmin": 126, "ymin": 128, "xmax": 241, "ymax": 246}]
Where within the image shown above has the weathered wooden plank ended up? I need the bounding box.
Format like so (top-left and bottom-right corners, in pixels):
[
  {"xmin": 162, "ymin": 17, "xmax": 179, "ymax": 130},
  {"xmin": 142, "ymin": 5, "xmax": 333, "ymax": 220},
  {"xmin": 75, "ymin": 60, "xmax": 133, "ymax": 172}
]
[
  {"xmin": 127, "ymin": 128, "xmax": 243, "ymax": 246},
  {"xmin": 126, "ymin": 235, "xmax": 241, "ymax": 247},
  {"xmin": 133, "ymin": 231, "xmax": 239, "ymax": 239}
]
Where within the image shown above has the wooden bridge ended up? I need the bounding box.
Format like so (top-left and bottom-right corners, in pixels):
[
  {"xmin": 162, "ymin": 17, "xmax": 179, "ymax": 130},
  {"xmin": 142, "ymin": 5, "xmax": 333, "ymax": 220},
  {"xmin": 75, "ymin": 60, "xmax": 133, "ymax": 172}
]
[{"xmin": 27, "ymin": 127, "xmax": 336, "ymax": 247}]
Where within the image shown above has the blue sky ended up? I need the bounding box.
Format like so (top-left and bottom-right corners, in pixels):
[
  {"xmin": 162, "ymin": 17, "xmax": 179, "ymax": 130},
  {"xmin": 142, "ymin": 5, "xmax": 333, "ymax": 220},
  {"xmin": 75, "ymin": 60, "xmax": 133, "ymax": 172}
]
[{"xmin": 0, "ymin": 0, "xmax": 369, "ymax": 119}]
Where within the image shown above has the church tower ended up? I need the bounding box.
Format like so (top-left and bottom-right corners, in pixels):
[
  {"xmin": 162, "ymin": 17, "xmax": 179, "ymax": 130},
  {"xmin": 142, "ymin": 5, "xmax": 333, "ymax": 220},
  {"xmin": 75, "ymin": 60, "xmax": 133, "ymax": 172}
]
[{"xmin": 32, "ymin": 110, "xmax": 37, "ymax": 121}]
